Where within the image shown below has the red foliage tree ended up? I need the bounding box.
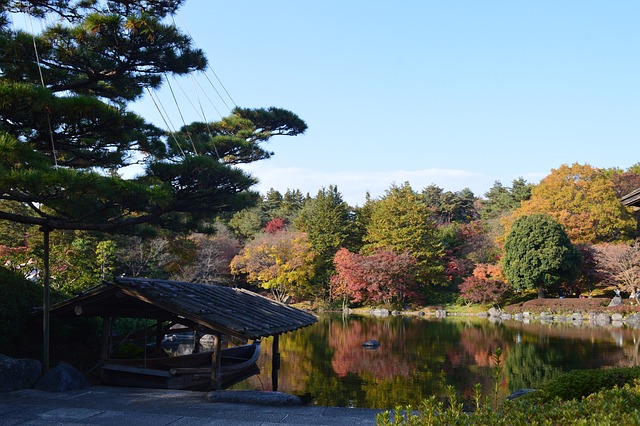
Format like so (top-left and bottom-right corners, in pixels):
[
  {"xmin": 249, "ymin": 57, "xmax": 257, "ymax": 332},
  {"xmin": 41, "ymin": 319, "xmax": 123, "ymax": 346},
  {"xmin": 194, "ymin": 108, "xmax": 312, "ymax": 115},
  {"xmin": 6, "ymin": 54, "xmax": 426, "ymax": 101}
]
[
  {"xmin": 264, "ymin": 217, "xmax": 287, "ymax": 234},
  {"xmin": 459, "ymin": 263, "xmax": 511, "ymax": 305},
  {"xmin": 331, "ymin": 248, "xmax": 418, "ymax": 307},
  {"xmin": 592, "ymin": 240, "xmax": 640, "ymax": 294}
]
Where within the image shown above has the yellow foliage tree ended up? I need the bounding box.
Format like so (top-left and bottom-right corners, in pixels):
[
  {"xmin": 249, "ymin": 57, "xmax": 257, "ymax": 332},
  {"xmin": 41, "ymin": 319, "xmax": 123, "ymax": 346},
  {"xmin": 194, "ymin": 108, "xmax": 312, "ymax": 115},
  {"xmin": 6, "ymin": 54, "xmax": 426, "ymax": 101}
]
[
  {"xmin": 230, "ymin": 230, "xmax": 316, "ymax": 302},
  {"xmin": 504, "ymin": 163, "xmax": 636, "ymax": 244}
]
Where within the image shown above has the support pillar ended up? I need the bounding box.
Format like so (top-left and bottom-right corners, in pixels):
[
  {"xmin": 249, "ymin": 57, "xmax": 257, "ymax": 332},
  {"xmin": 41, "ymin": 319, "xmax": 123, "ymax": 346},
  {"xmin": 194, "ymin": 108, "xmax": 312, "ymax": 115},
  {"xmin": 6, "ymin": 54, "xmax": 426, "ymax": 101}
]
[
  {"xmin": 100, "ymin": 316, "xmax": 112, "ymax": 361},
  {"xmin": 272, "ymin": 334, "xmax": 281, "ymax": 391},
  {"xmin": 41, "ymin": 227, "xmax": 50, "ymax": 372},
  {"xmin": 210, "ymin": 333, "xmax": 222, "ymax": 390}
]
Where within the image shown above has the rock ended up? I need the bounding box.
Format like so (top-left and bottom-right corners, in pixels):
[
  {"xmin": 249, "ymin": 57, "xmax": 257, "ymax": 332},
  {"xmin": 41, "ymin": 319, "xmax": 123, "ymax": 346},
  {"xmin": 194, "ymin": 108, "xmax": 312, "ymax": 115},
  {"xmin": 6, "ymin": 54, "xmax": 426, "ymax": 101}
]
[
  {"xmin": 500, "ymin": 313, "xmax": 512, "ymax": 320},
  {"xmin": 362, "ymin": 340, "xmax": 380, "ymax": 349},
  {"xmin": 488, "ymin": 307, "xmax": 501, "ymax": 317},
  {"xmin": 207, "ymin": 390, "xmax": 302, "ymax": 406},
  {"xmin": 370, "ymin": 308, "xmax": 389, "ymax": 317},
  {"xmin": 0, "ymin": 354, "xmax": 42, "ymax": 392},
  {"xmin": 571, "ymin": 313, "xmax": 583, "ymax": 321},
  {"xmin": 435, "ymin": 309, "xmax": 447, "ymax": 318},
  {"xmin": 507, "ymin": 388, "xmax": 537, "ymax": 400},
  {"xmin": 391, "ymin": 310, "xmax": 400, "ymax": 316},
  {"xmin": 611, "ymin": 313, "xmax": 624, "ymax": 322},
  {"xmin": 34, "ymin": 362, "xmax": 91, "ymax": 392},
  {"xmin": 595, "ymin": 313, "xmax": 611, "ymax": 326},
  {"xmin": 608, "ymin": 296, "xmax": 622, "ymax": 307},
  {"xmin": 624, "ymin": 313, "xmax": 640, "ymax": 326}
]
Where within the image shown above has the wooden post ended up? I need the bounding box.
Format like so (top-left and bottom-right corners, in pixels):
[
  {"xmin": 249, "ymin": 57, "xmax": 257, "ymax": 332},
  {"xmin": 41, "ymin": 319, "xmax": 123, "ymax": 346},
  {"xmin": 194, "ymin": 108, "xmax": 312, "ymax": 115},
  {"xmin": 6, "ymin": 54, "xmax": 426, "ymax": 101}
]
[
  {"xmin": 210, "ymin": 333, "xmax": 222, "ymax": 390},
  {"xmin": 42, "ymin": 227, "xmax": 50, "ymax": 372},
  {"xmin": 155, "ymin": 320, "xmax": 163, "ymax": 353},
  {"xmin": 193, "ymin": 327, "xmax": 201, "ymax": 354},
  {"xmin": 272, "ymin": 334, "xmax": 280, "ymax": 391},
  {"xmin": 100, "ymin": 316, "xmax": 112, "ymax": 361}
]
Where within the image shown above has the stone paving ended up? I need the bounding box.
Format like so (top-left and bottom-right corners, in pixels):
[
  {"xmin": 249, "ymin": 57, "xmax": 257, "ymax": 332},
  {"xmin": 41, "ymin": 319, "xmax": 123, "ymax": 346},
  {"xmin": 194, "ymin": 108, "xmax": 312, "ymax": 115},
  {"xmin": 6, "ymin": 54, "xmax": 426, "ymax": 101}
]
[{"xmin": 1, "ymin": 386, "xmax": 382, "ymax": 425}]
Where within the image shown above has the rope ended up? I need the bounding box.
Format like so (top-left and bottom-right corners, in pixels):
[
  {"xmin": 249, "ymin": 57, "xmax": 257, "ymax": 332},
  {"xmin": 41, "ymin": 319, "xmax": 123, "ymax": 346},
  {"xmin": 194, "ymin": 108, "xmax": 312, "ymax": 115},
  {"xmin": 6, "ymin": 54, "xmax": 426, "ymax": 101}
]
[
  {"xmin": 165, "ymin": 75, "xmax": 198, "ymax": 154},
  {"xmin": 26, "ymin": 8, "xmax": 59, "ymax": 169},
  {"xmin": 146, "ymin": 87, "xmax": 186, "ymax": 157},
  {"xmin": 189, "ymin": 75, "xmax": 221, "ymax": 159}
]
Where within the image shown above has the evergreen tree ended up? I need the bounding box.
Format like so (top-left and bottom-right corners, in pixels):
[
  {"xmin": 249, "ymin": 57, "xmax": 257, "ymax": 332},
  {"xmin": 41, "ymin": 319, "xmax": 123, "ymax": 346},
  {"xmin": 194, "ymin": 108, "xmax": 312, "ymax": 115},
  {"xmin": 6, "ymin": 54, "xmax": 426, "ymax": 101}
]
[
  {"xmin": 294, "ymin": 185, "xmax": 356, "ymax": 299},
  {"xmin": 0, "ymin": 0, "xmax": 306, "ymax": 236},
  {"xmin": 502, "ymin": 214, "xmax": 582, "ymax": 298},
  {"xmin": 364, "ymin": 182, "xmax": 445, "ymax": 291}
]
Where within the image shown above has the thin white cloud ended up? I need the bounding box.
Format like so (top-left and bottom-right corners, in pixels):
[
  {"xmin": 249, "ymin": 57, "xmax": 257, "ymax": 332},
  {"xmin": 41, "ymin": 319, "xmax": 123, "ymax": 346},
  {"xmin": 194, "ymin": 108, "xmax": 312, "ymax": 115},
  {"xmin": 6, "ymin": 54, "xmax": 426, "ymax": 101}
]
[{"xmin": 240, "ymin": 164, "xmax": 545, "ymax": 206}]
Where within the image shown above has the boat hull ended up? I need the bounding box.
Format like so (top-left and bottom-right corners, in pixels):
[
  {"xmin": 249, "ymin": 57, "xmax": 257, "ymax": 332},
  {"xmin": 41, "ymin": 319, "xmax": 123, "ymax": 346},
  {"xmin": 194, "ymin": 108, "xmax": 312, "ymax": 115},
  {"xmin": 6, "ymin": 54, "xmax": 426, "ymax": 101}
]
[{"xmin": 100, "ymin": 342, "xmax": 260, "ymax": 390}]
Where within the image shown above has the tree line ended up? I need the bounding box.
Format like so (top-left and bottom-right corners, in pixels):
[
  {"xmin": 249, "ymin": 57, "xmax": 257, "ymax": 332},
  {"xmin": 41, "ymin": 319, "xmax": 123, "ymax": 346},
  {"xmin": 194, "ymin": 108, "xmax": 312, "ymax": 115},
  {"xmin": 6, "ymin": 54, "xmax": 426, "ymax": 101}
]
[{"xmin": 3, "ymin": 162, "xmax": 639, "ymax": 308}]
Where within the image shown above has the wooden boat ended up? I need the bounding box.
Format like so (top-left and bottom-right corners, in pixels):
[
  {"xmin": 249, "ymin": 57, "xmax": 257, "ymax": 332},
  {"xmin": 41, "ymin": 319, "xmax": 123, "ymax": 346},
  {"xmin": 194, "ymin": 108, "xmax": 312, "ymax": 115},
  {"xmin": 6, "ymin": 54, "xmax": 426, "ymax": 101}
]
[{"xmin": 100, "ymin": 341, "xmax": 261, "ymax": 390}]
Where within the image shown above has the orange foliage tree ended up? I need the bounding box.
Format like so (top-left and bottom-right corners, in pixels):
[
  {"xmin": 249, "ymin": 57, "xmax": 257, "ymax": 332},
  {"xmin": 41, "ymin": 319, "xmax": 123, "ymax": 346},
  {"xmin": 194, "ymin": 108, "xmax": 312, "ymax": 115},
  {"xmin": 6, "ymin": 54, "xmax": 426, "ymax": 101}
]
[
  {"xmin": 459, "ymin": 263, "xmax": 511, "ymax": 305},
  {"xmin": 505, "ymin": 163, "xmax": 636, "ymax": 244}
]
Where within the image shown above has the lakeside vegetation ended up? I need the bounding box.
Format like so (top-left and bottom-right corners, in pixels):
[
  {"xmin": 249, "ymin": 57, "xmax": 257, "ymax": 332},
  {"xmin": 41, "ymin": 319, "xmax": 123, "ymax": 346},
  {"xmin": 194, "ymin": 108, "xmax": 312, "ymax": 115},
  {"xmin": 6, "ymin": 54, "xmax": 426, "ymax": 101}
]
[{"xmin": 378, "ymin": 350, "xmax": 640, "ymax": 425}]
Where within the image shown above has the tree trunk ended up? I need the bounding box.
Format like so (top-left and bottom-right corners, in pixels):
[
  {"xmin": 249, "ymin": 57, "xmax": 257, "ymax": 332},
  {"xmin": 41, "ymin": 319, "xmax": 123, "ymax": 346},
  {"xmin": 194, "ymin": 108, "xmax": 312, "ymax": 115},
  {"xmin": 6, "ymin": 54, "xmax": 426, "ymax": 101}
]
[{"xmin": 537, "ymin": 285, "xmax": 545, "ymax": 299}]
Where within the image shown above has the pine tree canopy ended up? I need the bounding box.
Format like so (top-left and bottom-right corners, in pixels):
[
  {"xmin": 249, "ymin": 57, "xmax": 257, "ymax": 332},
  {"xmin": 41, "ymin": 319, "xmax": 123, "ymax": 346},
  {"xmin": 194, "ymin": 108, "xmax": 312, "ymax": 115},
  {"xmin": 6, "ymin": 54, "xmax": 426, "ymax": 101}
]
[{"xmin": 0, "ymin": 0, "xmax": 306, "ymax": 234}]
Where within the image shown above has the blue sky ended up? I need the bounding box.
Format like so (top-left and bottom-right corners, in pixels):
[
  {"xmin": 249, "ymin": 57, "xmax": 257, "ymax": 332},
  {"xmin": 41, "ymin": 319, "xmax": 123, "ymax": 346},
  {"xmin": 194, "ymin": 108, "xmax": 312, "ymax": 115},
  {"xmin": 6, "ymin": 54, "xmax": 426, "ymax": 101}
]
[{"xmin": 131, "ymin": 0, "xmax": 639, "ymax": 206}]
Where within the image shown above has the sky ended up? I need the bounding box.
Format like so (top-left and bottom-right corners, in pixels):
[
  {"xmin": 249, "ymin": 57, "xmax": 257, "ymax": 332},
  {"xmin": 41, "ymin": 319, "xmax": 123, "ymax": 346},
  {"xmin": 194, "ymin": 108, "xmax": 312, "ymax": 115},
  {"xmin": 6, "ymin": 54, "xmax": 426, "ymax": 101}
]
[{"xmin": 130, "ymin": 0, "xmax": 639, "ymax": 206}]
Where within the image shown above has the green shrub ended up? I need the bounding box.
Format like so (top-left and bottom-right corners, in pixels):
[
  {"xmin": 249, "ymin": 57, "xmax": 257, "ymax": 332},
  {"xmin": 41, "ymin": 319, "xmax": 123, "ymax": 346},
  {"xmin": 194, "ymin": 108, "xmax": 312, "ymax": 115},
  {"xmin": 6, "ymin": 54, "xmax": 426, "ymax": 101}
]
[
  {"xmin": 377, "ymin": 380, "xmax": 640, "ymax": 425},
  {"xmin": 0, "ymin": 267, "xmax": 42, "ymax": 356},
  {"xmin": 538, "ymin": 366, "xmax": 640, "ymax": 401}
]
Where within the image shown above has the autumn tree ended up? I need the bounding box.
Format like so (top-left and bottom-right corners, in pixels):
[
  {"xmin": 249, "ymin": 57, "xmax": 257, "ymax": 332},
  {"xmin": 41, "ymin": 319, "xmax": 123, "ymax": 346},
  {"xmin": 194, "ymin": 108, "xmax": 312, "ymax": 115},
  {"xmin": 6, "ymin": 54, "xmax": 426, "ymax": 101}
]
[
  {"xmin": 364, "ymin": 182, "xmax": 445, "ymax": 290},
  {"xmin": 294, "ymin": 186, "xmax": 357, "ymax": 299},
  {"xmin": 509, "ymin": 164, "xmax": 636, "ymax": 244},
  {"xmin": 331, "ymin": 247, "xmax": 417, "ymax": 308},
  {"xmin": 170, "ymin": 222, "xmax": 241, "ymax": 285},
  {"xmin": 230, "ymin": 229, "xmax": 316, "ymax": 302},
  {"xmin": 459, "ymin": 263, "xmax": 511, "ymax": 306},
  {"xmin": 502, "ymin": 214, "xmax": 582, "ymax": 298},
  {"xmin": 592, "ymin": 240, "xmax": 640, "ymax": 295}
]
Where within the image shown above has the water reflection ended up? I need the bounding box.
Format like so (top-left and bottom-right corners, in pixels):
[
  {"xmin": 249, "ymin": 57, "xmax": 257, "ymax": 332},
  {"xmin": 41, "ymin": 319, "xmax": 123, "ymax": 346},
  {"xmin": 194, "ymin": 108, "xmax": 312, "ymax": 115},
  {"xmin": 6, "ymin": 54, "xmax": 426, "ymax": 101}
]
[{"xmin": 231, "ymin": 314, "xmax": 640, "ymax": 409}]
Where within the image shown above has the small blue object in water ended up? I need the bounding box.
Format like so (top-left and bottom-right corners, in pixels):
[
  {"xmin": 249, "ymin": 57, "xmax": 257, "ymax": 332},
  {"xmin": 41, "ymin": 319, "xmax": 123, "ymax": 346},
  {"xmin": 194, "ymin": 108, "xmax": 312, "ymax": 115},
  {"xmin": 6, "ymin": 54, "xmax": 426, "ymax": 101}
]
[{"xmin": 362, "ymin": 340, "xmax": 380, "ymax": 349}]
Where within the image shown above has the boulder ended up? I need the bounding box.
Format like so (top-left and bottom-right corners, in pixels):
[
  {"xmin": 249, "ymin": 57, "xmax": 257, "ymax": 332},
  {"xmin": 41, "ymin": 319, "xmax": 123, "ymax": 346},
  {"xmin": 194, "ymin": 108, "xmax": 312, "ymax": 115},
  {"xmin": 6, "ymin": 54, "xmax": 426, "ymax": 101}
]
[
  {"xmin": 370, "ymin": 308, "xmax": 389, "ymax": 317},
  {"xmin": 608, "ymin": 296, "xmax": 622, "ymax": 307},
  {"xmin": 0, "ymin": 354, "xmax": 41, "ymax": 392},
  {"xmin": 34, "ymin": 362, "xmax": 91, "ymax": 392},
  {"xmin": 507, "ymin": 388, "xmax": 537, "ymax": 400},
  {"xmin": 362, "ymin": 340, "xmax": 380, "ymax": 349},
  {"xmin": 488, "ymin": 307, "xmax": 501, "ymax": 317}
]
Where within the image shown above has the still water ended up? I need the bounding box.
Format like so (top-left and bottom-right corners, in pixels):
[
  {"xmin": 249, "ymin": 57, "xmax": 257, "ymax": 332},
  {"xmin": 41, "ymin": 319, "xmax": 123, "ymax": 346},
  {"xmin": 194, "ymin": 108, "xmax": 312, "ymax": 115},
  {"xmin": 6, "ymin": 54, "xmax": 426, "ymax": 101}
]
[{"xmin": 231, "ymin": 313, "xmax": 640, "ymax": 409}]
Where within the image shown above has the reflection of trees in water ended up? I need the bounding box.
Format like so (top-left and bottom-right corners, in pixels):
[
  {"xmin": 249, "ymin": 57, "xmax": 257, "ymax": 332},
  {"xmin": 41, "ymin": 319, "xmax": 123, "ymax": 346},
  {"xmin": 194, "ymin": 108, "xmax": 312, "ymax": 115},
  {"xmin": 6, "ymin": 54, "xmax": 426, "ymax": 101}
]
[
  {"xmin": 233, "ymin": 314, "xmax": 640, "ymax": 409},
  {"xmin": 328, "ymin": 317, "xmax": 415, "ymax": 379},
  {"xmin": 505, "ymin": 343, "xmax": 563, "ymax": 390}
]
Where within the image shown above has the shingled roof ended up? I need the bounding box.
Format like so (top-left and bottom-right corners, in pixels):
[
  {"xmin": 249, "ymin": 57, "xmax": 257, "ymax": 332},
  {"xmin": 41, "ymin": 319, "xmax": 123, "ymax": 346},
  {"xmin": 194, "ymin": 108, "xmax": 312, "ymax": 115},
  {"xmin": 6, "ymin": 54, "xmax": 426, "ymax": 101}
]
[
  {"xmin": 49, "ymin": 277, "xmax": 317, "ymax": 340},
  {"xmin": 621, "ymin": 187, "xmax": 640, "ymax": 209}
]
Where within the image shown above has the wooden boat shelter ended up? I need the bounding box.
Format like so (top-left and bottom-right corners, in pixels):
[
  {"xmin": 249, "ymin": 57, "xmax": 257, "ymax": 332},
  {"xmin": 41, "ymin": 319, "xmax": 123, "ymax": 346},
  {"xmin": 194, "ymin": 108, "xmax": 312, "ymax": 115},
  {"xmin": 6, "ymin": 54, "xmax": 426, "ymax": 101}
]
[
  {"xmin": 621, "ymin": 187, "xmax": 640, "ymax": 210},
  {"xmin": 48, "ymin": 277, "xmax": 317, "ymax": 390}
]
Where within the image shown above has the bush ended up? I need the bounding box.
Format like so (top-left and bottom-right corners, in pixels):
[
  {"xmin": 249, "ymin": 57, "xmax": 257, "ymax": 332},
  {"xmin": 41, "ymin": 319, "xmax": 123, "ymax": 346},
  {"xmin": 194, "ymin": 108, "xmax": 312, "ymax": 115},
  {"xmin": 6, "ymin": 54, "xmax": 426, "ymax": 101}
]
[
  {"xmin": 538, "ymin": 366, "xmax": 640, "ymax": 401},
  {"xmin": 503, "ymin": 297, "xmax": 609, "ymax": 314},
  {"xmin": 377, "ymin": 379, "xmax": 640, "ymax": 425},
  {"xmin": 0, "ymin": 267, "xmax": 42, "ymax": 356}
]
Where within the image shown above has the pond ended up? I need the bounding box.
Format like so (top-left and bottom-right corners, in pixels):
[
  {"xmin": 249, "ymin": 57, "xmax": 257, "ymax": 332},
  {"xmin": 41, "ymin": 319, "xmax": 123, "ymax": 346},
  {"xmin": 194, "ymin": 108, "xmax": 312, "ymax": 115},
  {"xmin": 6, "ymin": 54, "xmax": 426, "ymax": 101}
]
[{"xmin": 230, "ymin": 313, "xmax": 640, "ymax": 409}]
